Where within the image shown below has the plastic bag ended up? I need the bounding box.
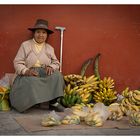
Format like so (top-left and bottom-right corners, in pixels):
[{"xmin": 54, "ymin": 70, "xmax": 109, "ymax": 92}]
[
  {"xmin": 93, "ymin": 102, "xmax": 111, "ymax": 121},
  {"xmin": 0, "ymin": 74, "xmax": 10, "ymax": 88},
  {"xmin": 108, "ymin": 103, "xmax": 123, "ymax": 120},
  {"xmin": 72, "ymin": 106, "xmax": 93, "ymax": 121},
  {"xmin": 117, "ymin": 94, "xmax": 124, "ymax": 102},
  {"xmin": 84, "ymin": 112, "xmax": 103, "ymax": 127},
  {"xmin": 41, "ymin": 111, "xmax": 61, "ymax": 127},
  {"xmin": 84, "ymin": 103, "xmax": 110, "ymax": 127},
  {"xmin": 0, "ymin": 99, "xmax": 10, "ymax": 111},
  {"xmin": 0, "ymin": 73, "xmax": 15, "ymax": 88}
]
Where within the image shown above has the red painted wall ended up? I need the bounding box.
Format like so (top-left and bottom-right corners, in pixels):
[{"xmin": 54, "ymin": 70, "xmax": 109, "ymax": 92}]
[{"xmin": 0, "ymin": 5, "xmax": 140, "ymax": 92}]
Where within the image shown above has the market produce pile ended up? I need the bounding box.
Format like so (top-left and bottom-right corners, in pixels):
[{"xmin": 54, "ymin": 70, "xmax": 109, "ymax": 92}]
[
  {"xmin": 56, "ymin": 73, "xmax": 140, "ymax": 126},
  {"xmin": 53, "ymin": 53, "xmax": 140, "ymax": 127},
  {"xmin": 61, "ymin": 74, "xmax": 117, "ymax": 107}
]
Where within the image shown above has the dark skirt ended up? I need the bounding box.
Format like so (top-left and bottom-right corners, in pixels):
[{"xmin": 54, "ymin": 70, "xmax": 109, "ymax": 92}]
[{"xmin": 9, "ymin": 68, "xmax": 65, "ymax": 112}]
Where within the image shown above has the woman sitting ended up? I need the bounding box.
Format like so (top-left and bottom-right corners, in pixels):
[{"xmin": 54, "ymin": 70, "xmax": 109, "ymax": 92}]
[{"xmin": 10, "ymin": 19, "xmax": 65, "ymax": 113}]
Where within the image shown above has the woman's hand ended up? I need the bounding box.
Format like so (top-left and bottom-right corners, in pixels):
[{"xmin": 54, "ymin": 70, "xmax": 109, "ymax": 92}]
[
  {"xmin": 24, "ymin": 69, "xmax": 38, "ymax": 76},
  {"xmin": 45, "ymin": 66, "xmax": 54, "ymax": 75}
]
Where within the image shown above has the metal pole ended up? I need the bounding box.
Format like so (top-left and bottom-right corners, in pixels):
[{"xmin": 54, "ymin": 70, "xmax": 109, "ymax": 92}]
[
  {"xmin": 60, "ymin": 31, "xmax": 63, "ymax": 72},
  {"xmin": 55, "ymin": 26, "xmax": 66, "ymax": 72}
]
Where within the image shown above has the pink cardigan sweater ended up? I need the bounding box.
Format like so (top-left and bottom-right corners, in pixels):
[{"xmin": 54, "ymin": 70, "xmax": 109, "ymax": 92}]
[{"xmin": 14, "ymin": 39, "xmax": 60, "ymax": 75}]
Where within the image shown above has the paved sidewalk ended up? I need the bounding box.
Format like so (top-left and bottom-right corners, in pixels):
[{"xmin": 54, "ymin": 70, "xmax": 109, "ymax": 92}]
[{"xmin": 0, "ymin": 107, "xmax": 140, "ymax": 135}]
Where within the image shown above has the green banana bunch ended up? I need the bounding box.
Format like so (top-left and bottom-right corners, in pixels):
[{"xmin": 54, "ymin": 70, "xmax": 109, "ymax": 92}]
[{"xmin": 60, "ymin": 92, "xmax": 82, "ymax": 108}]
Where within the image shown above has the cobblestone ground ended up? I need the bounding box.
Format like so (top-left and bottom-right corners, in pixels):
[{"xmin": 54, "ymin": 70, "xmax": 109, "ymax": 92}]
[{"xmin": 0, "ymin": 107, "xmax": 140, "ymax": 135}]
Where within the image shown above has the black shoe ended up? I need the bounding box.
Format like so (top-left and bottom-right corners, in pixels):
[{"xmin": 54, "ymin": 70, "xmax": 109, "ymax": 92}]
[{"xmin": 49, "ymin": 102, "xmax": 65, "ymax": 112}]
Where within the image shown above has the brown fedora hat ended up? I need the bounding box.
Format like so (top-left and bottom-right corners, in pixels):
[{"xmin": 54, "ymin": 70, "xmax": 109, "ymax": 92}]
[{"xmin": 28, "ymin": 19, "xmax": 54, "ymax": 34}]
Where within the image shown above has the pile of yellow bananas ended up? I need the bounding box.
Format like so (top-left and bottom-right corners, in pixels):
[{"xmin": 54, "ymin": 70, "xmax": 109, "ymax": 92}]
[
  {"xmin": 120, "ymin": 87, "xmax": 140, "ymax": 115},
  {"xmin": 108, "ymin": 103, "xmax": 123, "ymax": 120},
  {"xmin": 77, "ymin": 75, "xmax": 99, "ymax": 103},
  {"xmin": 93, "ymin": 77, "xmax": 117, "ymax": 106},
  {"xmin": 129, "ymin": 111, "xmax": 140, "ymax": 126},
  {"xmin": 63, "ymin": 74, "xmax": 99, "ymax": 106}
]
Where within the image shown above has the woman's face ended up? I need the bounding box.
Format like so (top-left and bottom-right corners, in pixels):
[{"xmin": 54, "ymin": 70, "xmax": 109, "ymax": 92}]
[{"xmin": 34, "ymin": 29, "xmax": 48, "ymax": 44}]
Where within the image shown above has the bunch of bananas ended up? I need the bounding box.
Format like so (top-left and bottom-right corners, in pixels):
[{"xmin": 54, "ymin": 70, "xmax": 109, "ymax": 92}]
[
  {"xmin": 129, "ymin": 90, "xmax": 140, "ymax": 106},
  {"xmin": 64, "ymin": 74, "xmax": 99, "ymax": 92},
  {"xmin": 84, "ymin": 75, "xmax": 99, "ymax": 88},
  {"xmin": 41, "ymin": 114, "xmax": 61, "ymax": 127},
  {"xmin": 0, "ymin": 86, "xmax": 10, "ymax": 93},
  {"xmin": 63, "ymin": 74, "xmax": 99, "ymax": 104},
  {"xmin": 71, "ymin": 103, "xmax": 86, "ymax": 111},
  {"xmin": 121, "ymin": 87, "xmax": 140, "ymax": 106},
  {"xmin": 64, "ymin": 74, "xmax": 85, "ymax": 88},
  {"xmin": 61, "ymin": 115, "xmax": 80, "ymax": 125},
  {"xmin": 108, "ymin": 103, "xmax": 123, "ymax": 120},
  {"xmin": 129, "ymin": 111, "xmax": 140, "ymax": 126},
  {"xmin": 61, "ymin": 92, "xmax": 82, "ymax": 108},
  {"xmin": 93, "ymin": 77, "xmax": 117, "ymax": 106},
  {"xmin": 71, "ymin": 103, "xmax": 94, "ymax": 121},
  {"xmin": 71, "ymin": 103, "xmax": 94, "ymax": 112},
  {"xmin": 84, "ymin": 112, "xmax": 103, "ymax": 127},
  {"xmin": 86, "ymin": 103, "xmax": 94, "ymax": 108},
  {"xmin": 78, "ymin": 89, "xmax": 92, "ymax": 104},
  {"xmin": 0, "ymin": 86, "xmax": 10, "ymax": 100},
  {"xmin": 99, "ymin": 77, "xmax": 115, "ymax": 89},
  {"xmin": 120, "ymin": 88, "xmax": 140, "ymax": 115},
  {"xmin": 120, "ymin": 98, "xmax": 139, "ymax": 115},
  {"xmin": 64, "ymin": 84, "xmax": 77, "ymax": 95},
  {"xmin": 76, "ymin": 75, "xmax": 99, "ymax": 103},
  {"xmin": 121, "ymin": 87, "xmax": 130, "ymax": 98}
]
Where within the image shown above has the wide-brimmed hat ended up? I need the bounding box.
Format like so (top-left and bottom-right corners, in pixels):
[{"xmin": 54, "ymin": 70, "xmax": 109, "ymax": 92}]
[{"xmin": 28, "ymin": 19, "xmax": 54, "ymax": 34}]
